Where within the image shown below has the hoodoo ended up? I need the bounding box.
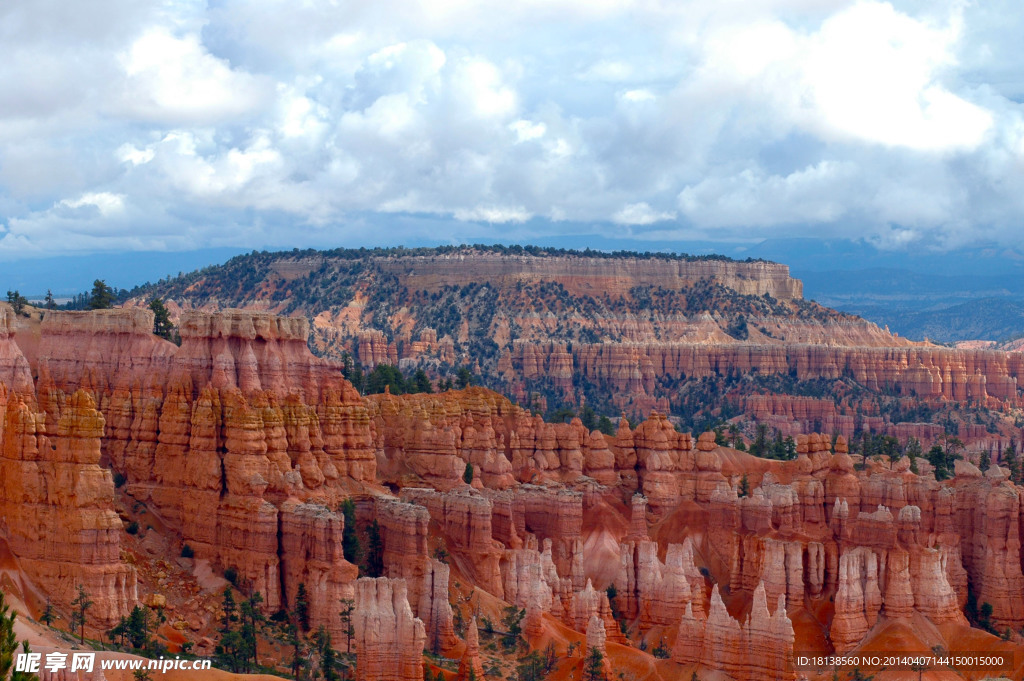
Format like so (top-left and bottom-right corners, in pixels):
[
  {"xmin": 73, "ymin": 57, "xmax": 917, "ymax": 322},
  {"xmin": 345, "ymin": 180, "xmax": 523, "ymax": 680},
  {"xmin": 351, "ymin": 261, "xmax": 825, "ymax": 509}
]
[{"xmin": 1, "ymin": 248, "xmax": 1022, "ymax": 681}]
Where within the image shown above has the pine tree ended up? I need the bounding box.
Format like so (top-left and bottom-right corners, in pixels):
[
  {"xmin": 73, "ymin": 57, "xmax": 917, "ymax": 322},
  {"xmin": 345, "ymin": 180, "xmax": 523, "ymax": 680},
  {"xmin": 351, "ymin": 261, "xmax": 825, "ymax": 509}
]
[
  {"xmin": 750, "ymin": 424, "xmax": 768, "ymax": 458},
  {"xmin": 238, "ymin": 592, "xmax": 264, "ymax": 672},
  {"xmin": 1003, "ymin": 444, "xmax": 1020, "ymax": 484},
  {"xmin": 584, "ymin": 646, "xmax": 606, "ymax": 681},
  {"xmin": 124, "ymin": 605, "xmax": 151, "ymax": 650},
  {"xmin": 339, "ymin": 599, "xmax": 355, "ymax": 653},
  {"xmin": 148, "ymin": 298, "xmax": 174, "ymax": 341},
  {"xmin": 978, "ymin": 449, "xmax": 991, "ymax": 472},
  {"xmin": 40, "ymin": 598, "xmax": 54, "ymax": 626},
  {"xmin": 928, "ymin": 444, "xmax": 951, "ymax": 480},
  {"xmin": 365, "ymin": 519, "xmax": 384, "ymax": 578},
  {"xmin": 739, "ymin": 473, "xmax": 750, "ymax": 498},
  {"xmin": 501, "ymin": 605, "xmax": 524, "ymax": 650},
  {"xmin": 1, "ymin": 590, "xmax": 20, "ymax": 680},
  {"xmin": 313, "ymin": 626, "xmax": 339, "ymax": 681},
  {"xmin": 88, "ymin": 280, "xmax": 115, "ymax": 310},
  {"xmin": 70, "ymin": 584, "xmax": 93, "ymax": 645},
  {"xmin": 220, "ymin": 587, "xmax": 238, "ymax": 632},
  {"xmin": 5, "ymin": 291, "xmax": 27, "ymax": 316},
  {"xmin": 907, "ymin": 437, "xmax": 921, "ymax": 474},
  {"xmin": 340, "ymin": 498, "xmax": 363, "ymax": 566},
  {"xmin": 411, "ymin": 369, "xmax": 433, "ymax": 394},
  {"xmin": 463, "ymin": 461, "xmax": 474, "ymax": 485},
  {"xmin": 44, "ymin": 290, "xmax": 56, "ymax": 310},
  {"xmin": 216, "ymin": 590, "xmax": 263, "ymax": 674},
  {"xmin": 294, "ymin": 583, "xmax": 310, "ymax": 632},
  {"xmin": 216, "ymin": 588, "xmax": 244, "ymax": 673}
]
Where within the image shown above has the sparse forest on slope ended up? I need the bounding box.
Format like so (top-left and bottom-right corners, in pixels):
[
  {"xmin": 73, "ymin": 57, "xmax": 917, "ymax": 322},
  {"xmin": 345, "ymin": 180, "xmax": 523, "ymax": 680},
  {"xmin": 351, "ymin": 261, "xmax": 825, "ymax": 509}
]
[{"xmin": 126, "ymin": 246, "xmax": 1024, "ymax": 450}]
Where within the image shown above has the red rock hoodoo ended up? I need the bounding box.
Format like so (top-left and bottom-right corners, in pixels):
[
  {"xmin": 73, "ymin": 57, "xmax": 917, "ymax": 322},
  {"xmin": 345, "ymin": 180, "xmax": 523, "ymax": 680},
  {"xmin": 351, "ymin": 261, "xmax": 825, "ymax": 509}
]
[{"xmin": 1, "ymin": 301, "xmax": 1022, "ymax": 680}]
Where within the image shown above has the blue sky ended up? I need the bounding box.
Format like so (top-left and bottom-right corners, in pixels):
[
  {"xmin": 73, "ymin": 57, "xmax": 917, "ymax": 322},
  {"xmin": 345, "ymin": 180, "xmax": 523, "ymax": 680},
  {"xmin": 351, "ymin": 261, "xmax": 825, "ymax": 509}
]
[{"xmin": 3, "ymin": 0, "xmax": 1024, "ymax": 260}]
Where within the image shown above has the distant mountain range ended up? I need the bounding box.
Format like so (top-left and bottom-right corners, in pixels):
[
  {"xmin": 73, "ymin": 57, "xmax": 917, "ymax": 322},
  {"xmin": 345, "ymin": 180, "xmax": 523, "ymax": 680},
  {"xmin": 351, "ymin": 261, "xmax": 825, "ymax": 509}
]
[{"xmin": 774, "ymin": 242, "xmax": 1024, "ymax": 342}]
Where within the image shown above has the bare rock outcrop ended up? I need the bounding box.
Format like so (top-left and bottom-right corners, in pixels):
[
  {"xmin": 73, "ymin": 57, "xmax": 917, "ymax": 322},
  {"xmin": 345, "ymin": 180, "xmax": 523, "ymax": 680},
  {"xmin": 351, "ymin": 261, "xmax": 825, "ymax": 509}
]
[
  {"xmin": 0, "ymin": 389, "xmax": 136, "ymax": 627},
  {"xmin": 353, "ymin": 577, "xmax": 426, "ymax": 681}
]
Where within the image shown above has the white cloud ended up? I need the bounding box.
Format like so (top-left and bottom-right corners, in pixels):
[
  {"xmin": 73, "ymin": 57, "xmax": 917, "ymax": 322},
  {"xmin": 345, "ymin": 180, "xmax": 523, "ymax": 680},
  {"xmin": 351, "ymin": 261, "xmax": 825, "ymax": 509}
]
[
  {"xmin": 448, "ymin": 57, "xmax": 518, "ymax": 119},
  {"xmin": 620, "ymin": 89, "xmax": 656, "ymax": 103},
  {"xmin": 796, "ymin": 1, "xmax": 993, "ymax": 150},
  {"xmin": 1, "ymin": 0, "xmax": 1023, "ymax": 256},
  {"xmin": 453, "ymin": 205, "xmax": 531, "ymax": 223},
  {"xmin": 678, "ymin": 161, "xmax": 858, "ymax": 228},
  {"xmin": 613, "ymin": 202, "xmax": 676, "ymax": 225},
  {"xmin": 116, "ymin": 29, "xmax": 269, "ymax": 124},
  {"xmin": 510, "ymin": 120, "xmax": 547, "ymax": 142},
  {"xmin": 60, "ymin": 192, "xmax": 125, "ymax": 216},
  {"xmin": 117, "ymin": 144, "xmax": 154, "ymax": 165}
]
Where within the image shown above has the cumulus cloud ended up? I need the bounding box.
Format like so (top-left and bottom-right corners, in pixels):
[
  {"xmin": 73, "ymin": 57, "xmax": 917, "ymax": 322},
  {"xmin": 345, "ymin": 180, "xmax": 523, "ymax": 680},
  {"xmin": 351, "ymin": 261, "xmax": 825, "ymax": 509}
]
[
  {"xmin": 1, "ymin": 0, "xmax": 1023, "ymax": 257},
  {"xmin": 613, "ymin": 202, "xmax": 677, "ymax": 225},
  {"xmin": 116, "ymin": 29, "xmax": 271, "ymax": 124}
]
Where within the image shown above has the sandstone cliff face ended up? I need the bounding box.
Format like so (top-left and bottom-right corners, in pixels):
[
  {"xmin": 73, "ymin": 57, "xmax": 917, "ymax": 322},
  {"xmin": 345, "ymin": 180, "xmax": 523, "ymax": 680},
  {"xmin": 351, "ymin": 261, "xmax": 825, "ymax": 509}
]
[
  {"xmin": 615, "ymin": 538, "xmax": 704, "ymax": 629},
  {"xmin": 0, "ymin": 388, "xmax": 135, "ymax": 627},
  {"xmin": 0, "ymin": 304, "xmax": 34, "ymax": 396},
  {"xmin": 564, "ymin": 342, "xmax": 1024, "ymax": 413},
  {"xmin": 279, "ymin": 500, "xmax": 359, "ymax": 640},
  {"xmin": 400, "ymin": 487, "xmax": 504, "ymax": 597},
  {"xmin": 672, "ymin": 583, "xmax": 795, "ymax": 681},
  {"xmin": 377, "ymin": 253, "xmax": 803, "ymax": 299},
  {"xmin": 22, "ymin": 308, "xmax": 371, "ymax": 635},
  {"xmin": 5, "ymin": 305, "xmax": 1024, "ymax": 677},
  {"xmin": 368, "ymin": 496, "xmax": 457, "ymax": 651},
  {"xmin": 353, "ymin": 577, "xmax": 426, "ymax": 681},
  {"xmin": 134, "ymin": 249, "xmax": 1024, "ymax": 460}
]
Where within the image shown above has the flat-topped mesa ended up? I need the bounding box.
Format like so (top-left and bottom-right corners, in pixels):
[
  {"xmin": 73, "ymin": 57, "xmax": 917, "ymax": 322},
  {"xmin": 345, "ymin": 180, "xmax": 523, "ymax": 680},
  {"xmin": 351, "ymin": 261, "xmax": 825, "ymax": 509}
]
[
  {"xmin": 0, "ymin": 303, "xmax": 34, "ymax": 396},
  {"xmin": 376, "ymin": 252, "xmax": 804, "ymax": 300}
]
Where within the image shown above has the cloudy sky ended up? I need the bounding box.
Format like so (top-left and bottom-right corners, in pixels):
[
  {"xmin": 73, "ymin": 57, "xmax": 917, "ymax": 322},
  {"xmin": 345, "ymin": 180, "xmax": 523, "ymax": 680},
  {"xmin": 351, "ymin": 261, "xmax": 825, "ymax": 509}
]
[{"xmin": 2, "ymin": 0, "xmax": 1024, "ymax": 259}]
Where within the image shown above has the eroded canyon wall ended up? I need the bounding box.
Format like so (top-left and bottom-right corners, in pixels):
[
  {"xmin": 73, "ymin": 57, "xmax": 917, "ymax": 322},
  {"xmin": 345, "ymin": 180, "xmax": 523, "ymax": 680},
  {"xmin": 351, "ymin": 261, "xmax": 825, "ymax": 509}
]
[{"xmin": 2, "ymin": 303, "xmax": 1023, "ymax": 679}]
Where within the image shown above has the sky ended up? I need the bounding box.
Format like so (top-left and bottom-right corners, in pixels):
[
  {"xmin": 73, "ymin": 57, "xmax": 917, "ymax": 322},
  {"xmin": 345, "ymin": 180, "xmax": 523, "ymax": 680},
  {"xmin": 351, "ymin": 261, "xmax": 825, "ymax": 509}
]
[{"xmin": 3, "ymin": 0, "xmax": 1024, "ymax": 261}]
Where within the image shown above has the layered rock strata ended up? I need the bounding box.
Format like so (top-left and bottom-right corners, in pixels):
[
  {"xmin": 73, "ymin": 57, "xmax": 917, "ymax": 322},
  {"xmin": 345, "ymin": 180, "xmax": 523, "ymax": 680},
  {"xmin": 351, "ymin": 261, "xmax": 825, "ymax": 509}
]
[
  {"xmin": 353, "ymin": 577, "xmax": 426, "ymax": 681},
  {"xmin": 0, "ymin": 388, "xmax": 136, "ymax": 627},
  {"xmin": 672, "ymin": 583, "xmax": 795, "ymax": 681}
]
